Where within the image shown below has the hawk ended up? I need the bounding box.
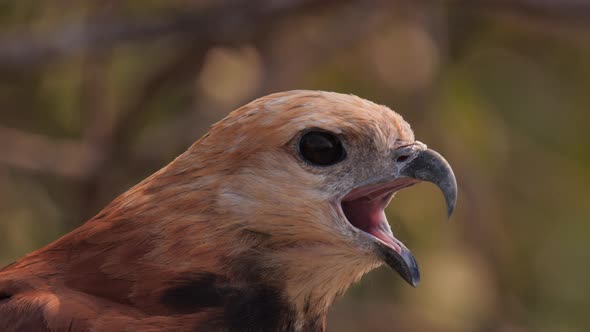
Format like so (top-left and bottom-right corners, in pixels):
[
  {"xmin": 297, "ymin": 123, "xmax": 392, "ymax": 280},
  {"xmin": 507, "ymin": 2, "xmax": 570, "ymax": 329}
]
[{"xmin": 0, "ymin": 90, "xmax": 456, "ymax": 331}]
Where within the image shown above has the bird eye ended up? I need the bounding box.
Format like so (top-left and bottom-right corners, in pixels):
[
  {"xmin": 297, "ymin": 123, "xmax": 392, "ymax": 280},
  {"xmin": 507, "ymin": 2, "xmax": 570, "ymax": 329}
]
[{"xmin": 298, "ymin": 131, "xmax": 346, "ymax": 166}]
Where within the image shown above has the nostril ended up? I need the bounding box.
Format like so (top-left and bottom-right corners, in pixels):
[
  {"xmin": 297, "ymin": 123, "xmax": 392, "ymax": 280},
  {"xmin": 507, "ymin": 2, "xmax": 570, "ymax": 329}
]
[{"xmin": 396, "ymin": 155, "xmax": 410, "ymax": 163}]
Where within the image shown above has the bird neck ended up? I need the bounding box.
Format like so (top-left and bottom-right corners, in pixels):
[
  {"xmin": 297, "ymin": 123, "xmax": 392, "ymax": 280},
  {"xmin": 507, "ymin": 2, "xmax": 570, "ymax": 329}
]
[{"xmin": 235, "ymin": 244, "xmax": 380, "ymax": 330}]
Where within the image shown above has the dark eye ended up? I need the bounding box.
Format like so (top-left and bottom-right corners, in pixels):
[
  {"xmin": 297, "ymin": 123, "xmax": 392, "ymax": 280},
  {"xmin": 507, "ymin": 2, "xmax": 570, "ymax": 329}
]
[{"xmin": 298, "ymin": 131, "xmax": 346, "ymax": 166}]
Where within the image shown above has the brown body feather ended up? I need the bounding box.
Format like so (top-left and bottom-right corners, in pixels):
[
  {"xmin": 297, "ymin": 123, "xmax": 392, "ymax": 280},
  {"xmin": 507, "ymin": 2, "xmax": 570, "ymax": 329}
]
[{"xmin": 0, "ymin": 91, "xmax": 419, "ymax": 331}]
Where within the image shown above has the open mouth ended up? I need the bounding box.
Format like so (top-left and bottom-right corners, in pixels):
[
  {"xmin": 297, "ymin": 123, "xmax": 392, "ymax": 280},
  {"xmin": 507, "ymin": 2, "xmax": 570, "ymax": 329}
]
[
  {"xmin": 341, "ymin": 178, "xmax": 420, "ymax": 254},
  {"xmin": 337, "ymin": 147, "xmax": 457, "ymax": 287}
]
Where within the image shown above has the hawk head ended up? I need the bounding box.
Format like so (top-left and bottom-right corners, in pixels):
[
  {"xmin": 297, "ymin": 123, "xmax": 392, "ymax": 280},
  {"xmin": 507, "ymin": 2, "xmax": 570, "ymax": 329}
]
[{"xmin": 152, "ymin": 90, "xmax": 457, "ymax": 318}]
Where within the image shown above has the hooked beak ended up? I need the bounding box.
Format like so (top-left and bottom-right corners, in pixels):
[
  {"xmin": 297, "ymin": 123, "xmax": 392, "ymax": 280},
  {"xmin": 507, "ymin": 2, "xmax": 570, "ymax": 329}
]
[
  {"xmin": 399, "ymin": 148, "xmax": 457, "ymax": 218},
  {"xmin": 342, "ymin": 144, "xmax": 457, "ymax": 287}
]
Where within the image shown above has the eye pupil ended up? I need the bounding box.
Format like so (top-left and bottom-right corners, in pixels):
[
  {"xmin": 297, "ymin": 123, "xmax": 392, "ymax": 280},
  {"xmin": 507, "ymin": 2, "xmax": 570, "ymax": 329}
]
[{"xmin": 299, "ymin": 131, "xmax": 345, "ymax": 166}]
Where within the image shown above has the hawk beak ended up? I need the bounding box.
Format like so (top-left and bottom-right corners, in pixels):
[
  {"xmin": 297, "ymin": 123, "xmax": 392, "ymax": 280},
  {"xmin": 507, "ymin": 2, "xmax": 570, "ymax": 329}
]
[
  {"xmin": 399, "ymin": 148, "xmax": 457, "ymax": 218},
  {"xmin": 341, "ymin": 144, "xmax": 457, "ymax": 287},
  {"xmin": 379, "ymin": 147, "xmax": 457, "ymax": 287}
]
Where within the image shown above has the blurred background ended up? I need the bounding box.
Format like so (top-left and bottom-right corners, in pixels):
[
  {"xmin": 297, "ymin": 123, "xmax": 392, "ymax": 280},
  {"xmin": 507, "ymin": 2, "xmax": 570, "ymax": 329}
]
[{"xmin": 1, "ymin": 1, "xmax": 589, "ymax": 331}]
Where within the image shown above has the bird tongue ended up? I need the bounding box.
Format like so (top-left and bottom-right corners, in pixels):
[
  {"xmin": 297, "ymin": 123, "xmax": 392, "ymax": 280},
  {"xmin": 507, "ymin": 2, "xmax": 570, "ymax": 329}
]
[
  {"xmin": 341, "ymin": 191, "xmax": 402, "ymax": 254},
  {"xmin": 371, "ymin": 225, "xmax": 402, "ymax": 254},
  {"xmin": 341, "ymin": 181, "xmax": 422, "ymax": 287}
]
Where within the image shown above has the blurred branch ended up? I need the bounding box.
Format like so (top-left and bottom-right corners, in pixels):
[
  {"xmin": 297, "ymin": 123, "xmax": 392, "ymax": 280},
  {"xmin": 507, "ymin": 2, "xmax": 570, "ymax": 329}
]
[
  {"xmin": 0, "ymin": 126, "xmax": 101, "ymax": 179},
  {"xmin": 457, "ymin": 0, "xmax": 590, "ymax": 23},
  {"xmin": 1, "ymin": 0, "xmax": 589, "ymax": 68},
  {"xmin": 77, "ymin": 45, "xmax": 210, "ymax": 218},
  {"xmin": 111, "ymin": 46, "xmax": 207, "ymax": 151},
  {"xmin": 0, "ymin": 0, "xmax": 346, "ymax": 68}
]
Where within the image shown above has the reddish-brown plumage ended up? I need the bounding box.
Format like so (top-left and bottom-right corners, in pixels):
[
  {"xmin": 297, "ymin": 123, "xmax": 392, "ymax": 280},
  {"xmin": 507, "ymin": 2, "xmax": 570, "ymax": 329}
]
[{"xmin": 0, "ymin": 90, "xmax": 456, "ymax": 331}]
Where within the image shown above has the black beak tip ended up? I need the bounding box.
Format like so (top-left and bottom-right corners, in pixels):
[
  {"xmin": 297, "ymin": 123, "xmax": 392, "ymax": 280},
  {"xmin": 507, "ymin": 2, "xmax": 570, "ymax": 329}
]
[
  {"xmin": 400, "ymin": 248, "xmax": 420, "ymax": 287},
  {"xmin": 378, "ymin": 243, "xmax": 421, "ymax": 288},
  {"xmin": 446, "ymin": 190, "xmax": 457, "ymax": 219}
]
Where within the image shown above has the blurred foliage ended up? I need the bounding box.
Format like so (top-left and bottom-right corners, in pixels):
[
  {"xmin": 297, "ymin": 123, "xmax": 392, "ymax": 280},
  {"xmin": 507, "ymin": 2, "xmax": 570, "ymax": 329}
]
[{"xmin": 1, "ymin": 1, "xmax": 589, "ymax": 331}]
